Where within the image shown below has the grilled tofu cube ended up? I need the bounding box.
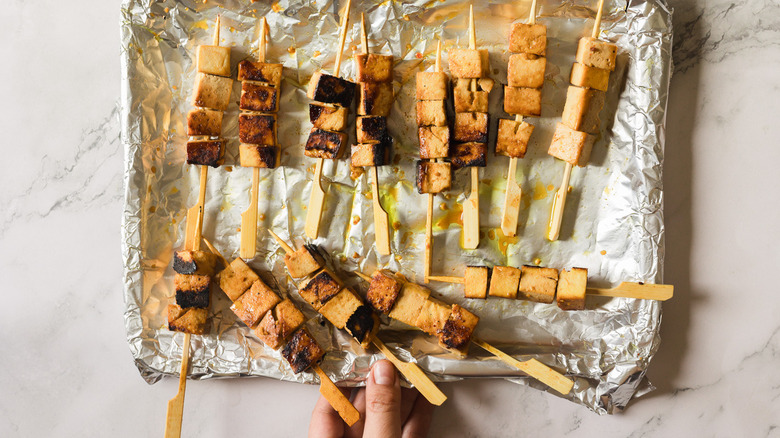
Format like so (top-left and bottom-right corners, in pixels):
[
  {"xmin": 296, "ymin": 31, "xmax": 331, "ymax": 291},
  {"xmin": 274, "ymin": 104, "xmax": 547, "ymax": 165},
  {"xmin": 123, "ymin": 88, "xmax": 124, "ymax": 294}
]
[
  {"xmin": 418, "ymin": 126, "xmax": 450, "ymax": 159},
  {"xmin": 570, "ymin": 63, "xmax": 609, "ymax": 92},
  {"xmin": 284, "ymin": 245, "xmax": 324, "ymax": 279},
  {"xmin": 518, "ymin": 266, "xmax": 559, "ymax": 303},
  {"xmin": 561, "ymin": 85, "xmax": 605, "ymax": 134},
  {"xmin": 345, "ymin": 305, "xmax": 379, "ymax": 346},
  {"xmin": 453, "ymin": 88, "xmax": 489, "ymax": 113},
  {"xmin": 416, "ymin": 71, "xmax": 449, "ymax": 100},
  {"xmin": 307, "ymin": 71, "xmax": 357, "ymax": 108},
  {"xmin": 187, "ymin": 109, "xmax": 224, "ymax": 137},
  {"xmin": 351, "ymin": 143, "xmax": 385, "ymax": 167},
  {"xmin": 217, "ymin": 257, "xmax": 260, "ymax": 302},
  {"xmin": 487, "ymin": 266, "xmax": 521, "ymax": 299},
  {"xmin": 576, "ymin": 37, "xmax": 617, "ymax": 71},
  {"xmin": 299, "ymin": 269, "xmax": 342, "ymax": 310},
  {"xmin": 192, "ymin": 73, "xmax": 233, "ymax": 111},
  {"xmin": 281, "ymin": 328, "xmax": 325, "ymax": 374},
  {"xmin": 167, "ymin": 304, "xmax": 208, "ymax": 334},
  {"xmin": 355, "ymin": 53, "xmax": 394, "ymax": 82},
  {"xmin": 230, "ymin": 280, "xmax": 281, "ymax": 327},
  {"xmin": 454, "ymin": 78, "xmax": 495, "ymax": 93},
  {"xmin": 358, "ymin": 82, "xmax": 393, "ymax": 116},
  {"xmin": 416, "ymin": 160, "xmax": 451, "ymax": 194},
  {"xmin": 464, "ymin": 266, "xmax": 490, "ymax": 299},
  {"xmin": 239, "ymin": 144, "xmax": 278, "ymax": 168},
  {"xmin": 186, "ymin": 139, "xmax": 226, "ymax": 167},
  {"xmin": 496, "ymin": 118, "xmax": 534, "ymax": 158},
  {"xmin": 447, "ymin": 49, "xmax": 489, "ymax": 78},
  {"xmin": 173, "ymin": 250, "xmax": 217, "ymax": 276},
  {"xmin": 239, "ymin": 113, "xmax": 276, "ymax": 146},
  {"xmin": 237, "ymin": 61, "xmax": 283, "ymax": 87},
  {"xmin": 451, "ymin": 142, "xmax": 487, "ymax": 169},
  {"xmin": 197, "ymin": 45, "xmax": 231, "ymax": 77},
  {"xmin": 304, "ymin": 128, "xmax": 348, "ymax": 159},
  {"xmin": 453, "ymin": 112, "xmax": 488, "ymax": 143},
  {"xmin": 255, "ymin": 299, "xmax": 306, "ymax": 350},
  {"xmin": 414, "ymin": 298, "xmax": 451, "ymax": 336},
  {"xmin": 556, "ymin": 268, "xmax": 588, "ymax": 311},
  {"xmin": 309, "ymin": 103, "xmax": 349, "ymax": 131},
  {"xmin": 319, "ymin": 289, "xmax": 363, "ymax": 329},
  {"xmin": 507, "ymin": 53, "xmax": 546, "ymax": 88},
  {"xmin": 438, "ymin": 304, "xmax": 479, "ymax": 354},
  {"xmin": 508, "ymin": 23, "xmax": 547, "ymax": 55},
  {"xmin": 547, "ymin": 122, "xmax": 595, "ymax": 166},
  {"xmin": 366, "ymin": 270, "xmax": 403, "ymax": 314},
  {"xmin": 356, "ymin": 116, "xmax": 387, "ymax": 144},
  {"xmin": 240, "ymin": 82, "xmax": 279, "ymax": 112},
  {"xmin": 388, "ymin": 282, "xmax": 431, "ymax": 326},
  {"xmin": 174, "ymin": 273, "xmax": 211, "ymax": 308},
  {"xmin": 504, "ymin": 86, "xmax": 542, "ymax": 117},
  {"xmin": 415, "ymin": 100, "xmax": 447, "ymax": 127}
]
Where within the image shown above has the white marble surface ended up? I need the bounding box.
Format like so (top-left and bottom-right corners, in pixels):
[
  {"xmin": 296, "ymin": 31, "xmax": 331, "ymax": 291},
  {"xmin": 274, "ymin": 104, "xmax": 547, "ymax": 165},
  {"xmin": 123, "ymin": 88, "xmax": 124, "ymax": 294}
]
[{"xmin": 1, "ymin": 1, "xmax": 779, "ymax": 436}]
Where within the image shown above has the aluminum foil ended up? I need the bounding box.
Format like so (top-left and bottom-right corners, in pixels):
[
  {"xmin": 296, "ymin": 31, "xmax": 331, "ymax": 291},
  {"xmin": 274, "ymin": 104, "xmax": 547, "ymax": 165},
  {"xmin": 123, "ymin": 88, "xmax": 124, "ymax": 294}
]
[{"xmin": 121, "ymin": 0, "xmax": 672, "ymax": 414}]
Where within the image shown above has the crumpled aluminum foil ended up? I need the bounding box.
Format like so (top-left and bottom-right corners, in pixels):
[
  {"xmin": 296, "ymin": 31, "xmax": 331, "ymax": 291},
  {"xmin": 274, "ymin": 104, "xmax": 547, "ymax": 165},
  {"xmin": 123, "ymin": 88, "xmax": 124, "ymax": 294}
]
[{"xmin": 121, "ymin": 0, "xmax": 672, "ymax": 414}]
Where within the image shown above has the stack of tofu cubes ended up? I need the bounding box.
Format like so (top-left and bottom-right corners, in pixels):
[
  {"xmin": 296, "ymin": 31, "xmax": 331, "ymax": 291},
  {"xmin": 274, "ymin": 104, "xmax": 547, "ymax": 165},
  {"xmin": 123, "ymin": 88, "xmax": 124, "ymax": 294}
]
[
  {"xmin": 305, "ymin": 72, "xmax": 357, "ymax": 159},
  {"xmin": 548, "ymin": 37, "xmax": 617, "ymax": 166},
  {"xmin": 351, "ymin": 53, "xmax": 395, "ymax": 167},
  {"xmin": 237, "ymin": 58, "xmax": 284, "ymax": 168},
  {"xmin": 415, "ymin": 69, "xmax": 452, "ymax": 194},
  {"xmin": 448, "ymin": 49, "xmax": 493, "ymax": 170},
  {"xmin": 187, "ymin": 44, "xmax": 233, "ymax": 167},
  {"xmin": 167, "ymin": 250, "xmax": 218, "ymax": 334}
]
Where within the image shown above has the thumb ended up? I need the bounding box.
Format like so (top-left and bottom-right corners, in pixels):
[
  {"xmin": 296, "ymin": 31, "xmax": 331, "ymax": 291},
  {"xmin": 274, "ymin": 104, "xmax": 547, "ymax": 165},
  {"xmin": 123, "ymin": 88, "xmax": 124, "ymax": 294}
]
[{"xmin": 362, "ymin": 360, "xmax": 402, "ymax": 438}]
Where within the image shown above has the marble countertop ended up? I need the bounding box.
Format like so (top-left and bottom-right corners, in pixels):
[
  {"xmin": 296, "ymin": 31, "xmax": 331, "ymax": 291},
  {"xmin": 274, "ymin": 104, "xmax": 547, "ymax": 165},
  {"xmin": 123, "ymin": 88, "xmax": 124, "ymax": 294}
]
[{"xmin": 2, "ymin": 0, "xmax": 779, "ymax": 436}]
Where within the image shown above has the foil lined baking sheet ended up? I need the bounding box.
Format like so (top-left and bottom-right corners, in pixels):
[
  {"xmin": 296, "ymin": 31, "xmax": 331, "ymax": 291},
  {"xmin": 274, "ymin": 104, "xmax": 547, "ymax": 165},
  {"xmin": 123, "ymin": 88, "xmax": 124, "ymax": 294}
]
[{"xmin": 120, "ymin": 0, "xmax": 672, "ymax": 414}]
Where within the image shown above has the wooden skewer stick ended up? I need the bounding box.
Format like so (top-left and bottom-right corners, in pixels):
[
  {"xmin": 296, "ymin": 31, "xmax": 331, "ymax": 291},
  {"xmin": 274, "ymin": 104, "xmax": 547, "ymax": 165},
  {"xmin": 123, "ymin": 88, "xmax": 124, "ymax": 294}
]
[
  {"xmin": 462, "ymin": 4, "xmax": 480, "ymax": 250},
  {"xmin": 424, "ymin": 40, "xmax": 444, "ymax": 284},
  {"xmin": 164, "ymin": 332, "xmax": 191, "ymax": 438},
  {"xmin": 305, "ymin": 0, "xmax": 352, "ymax": 239}
]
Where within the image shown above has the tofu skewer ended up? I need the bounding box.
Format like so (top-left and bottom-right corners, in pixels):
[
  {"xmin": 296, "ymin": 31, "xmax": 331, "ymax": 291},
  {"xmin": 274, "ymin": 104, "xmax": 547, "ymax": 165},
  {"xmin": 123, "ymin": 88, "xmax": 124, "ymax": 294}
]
[
  {"xmin": 423, "ymin": 40, "xmax": 444, "ymax": 283},
  {"xmin": 461, "ymin": 4, "xmax": 481, "ymax": 250}
]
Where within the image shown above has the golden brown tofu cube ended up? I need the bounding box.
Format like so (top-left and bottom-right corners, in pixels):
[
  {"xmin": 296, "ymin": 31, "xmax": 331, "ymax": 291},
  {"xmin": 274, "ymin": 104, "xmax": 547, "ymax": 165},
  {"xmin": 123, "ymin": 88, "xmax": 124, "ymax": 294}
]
[
  {"xmin": 237, "ymin": 61, "xmax": 283, "ymax": 86},
  {"xmin": 284, "ymin": 245, "xmax": 324, "ymax": 279},
  {"xmin": 496, "ymin": 118, "xmax": 534, "ymax": 158},
  {"xmin": 281, "ymin": 328, "xmax": 325, "ymax": 374},
  {"xmin": 416, "ymin": 160, "xmax": 451, "ymax": 194},
  {"xmin": 307, "ymin": 71, "xmax": 357, "ymax": 107},
  {"xmin": 414, "ymin": 298, "xmax": 452, "ymax": 336},
  {"xmin": 447, "ymin": 49, "xmax": 489, "ymax": 78},
  {"xmin": 351, "ymin": 143, "xmax": 386, "ymax": 167},
  {"xmin": 451, "ymin": 142, "xmax": 487, "ymax": 169},
  {"xmin": 174, "ymin": 273, "xmax": 211, "ymax": 308},
  {"xmin": 488, "ymin": 266, "xmax": 521, "ymax": 299},
  {"xmin": 304, "ymin": 128, "xmax": 348, "ymax": 159},
  {"xmin": 355, "ymin": 53, "xmax": 394, "ymax": 83},
  {"xmin": 504, "ymin": 86, "xmax": 542, "ymax": 117},
  {"xmin": 298, "ymin": 269, "xmax": 342, "ymax": 310},
  {"xmin": 186, "ymin": 139, "xmax": 226, "ymax": 168},
  {"xmin": 366, "ymin": 270, "xmax": 403, "ymax": 314},
  {"xmin": 318, "ymin": 289, "xmax": 363, "ymax": 329},
  {"xmin": 508, "ymin": 23, "xmax": 547, "ymax": 55},
  {"xmin": 416, "ymin": 72, "xmax": 449, "ymax": 100},
  {"xmin": 388, "ymin": 282, "xmax": 431, "ymax": 326},
  {"xmin": 230, "ymin": 280, "xmax": 281, "ymax": 327},
  {"xmin": 239, "ymin": 144, "xmax": 278, "ymax": 168},
  {"xmin": 173, "ymin": 250, "xmax": 217, "ymax": 276},
  {"xmin": 547, "ymin": 122, "xmax": 595, "ymax": 166},
  {"xmin": 576, "ymin": 37, "xmax": 617, "ymax": 71},
  {"xmin": 517, "ymin": 266, "xmax": 559, "ymax": 303},
  {"xmin": 418, "ymin": 126, "xmax": 450, "ymax": 159},
  {"xmin": 197, "ymin": 45, "xmax": 231, "ymax": 77},
  {"xmin": 415, "ymin": 100, "xmax": 447, "ymax": 127},
  {"xmin": 254, "ymin": 299, "xmax": 306, "ymax": 350},
  {"xmin": 187, "ymin": 109, "xmax": 223, "ymax": 137},
  {"xmin": 438, "ymin": 304, "xmax": 479, "ymax": 354},
  {"xmin": 217, "ymin": 257, "xmax": 260, "ymax": 302},
  {"xmin": 453, "ymin": 112, "xmax": 488, "ymax": 143},
  {"xmin": 168, "ymin": 304, "xmax": 208, "ymax": 334},
  {"xmin": 561, "ymin": 85, "xmax": 605, "ymax": 134},
  {"xmin": 192, "ymin": 73, "xmax": 233, "ymax": 111},
  {"xmin": 557, "ymin": 268, "xmax": 588, "ymax": 310},
  {"xmin": 345, "ymin": 305, "xmax": 379, "ymax": 347},
  {"xmin": 454, "ymin": 78, "xmax": 495, "ymax": 93},
  {"xmin": 356, "ymin": 116, "xmax": 387, "ymax": 144},
  {"xmin": 507, "ymin": 53, "xmax": 546, "ymax": 88},
  {"xmin": 464, "ymin": 266, "xmax": 490, "ymax": 299},
  {"xmin": 309, "ymin": 103, "xmax": 349, "ymax": 131},
  {"xmin": 358, "ymin": 82, "xmax": 393, "ymax": 116},
  {"xmin": 570, "ymin": 63, "xmax": 609, "ymax": 92},
  {"xmin": 240, "ymin": 82, "xmax": 279, "ymax": 112},
  {"xmin": 239, "ymin": 113, "xmax": 276, "ymax": 146},
  {"xmin": 453, "ymin": 88, "xmax": 489, "ymax": 113}
]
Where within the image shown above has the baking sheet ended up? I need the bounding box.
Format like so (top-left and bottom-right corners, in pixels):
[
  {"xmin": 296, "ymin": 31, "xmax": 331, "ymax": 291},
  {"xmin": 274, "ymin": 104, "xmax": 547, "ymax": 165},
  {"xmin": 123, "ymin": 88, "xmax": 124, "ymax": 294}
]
[{"xmin": 120, "ymin": 0, "xmax": 672, "ymax": 414}]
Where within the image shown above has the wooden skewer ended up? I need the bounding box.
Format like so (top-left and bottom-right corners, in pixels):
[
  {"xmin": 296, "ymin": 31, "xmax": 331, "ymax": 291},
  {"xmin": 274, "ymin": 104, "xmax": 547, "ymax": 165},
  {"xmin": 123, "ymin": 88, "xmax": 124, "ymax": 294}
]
[
  {"xmin": 424, "ymin": 40, "xmax": 444, "ymax": 284},
  {"xmin": 164, "ymin": 332, "xmax": 191, "ymax": 438},
  {"xmin": 305, "ymin": 0, "xmax": 352, "ymax": 239},
  {"xmin": 462, "ymin": 4, "xmax": 480, "ymax": 250}
]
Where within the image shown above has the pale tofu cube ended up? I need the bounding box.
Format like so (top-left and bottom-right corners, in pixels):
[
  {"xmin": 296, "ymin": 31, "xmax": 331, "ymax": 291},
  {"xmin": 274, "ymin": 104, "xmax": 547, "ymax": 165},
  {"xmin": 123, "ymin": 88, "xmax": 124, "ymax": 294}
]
[
  {"xmin": 388, "ymin": 283, "xmax": 431, "ymax": 326},
  {"xmin": 173, "ymin": 250, "xmax": 217, "ymax": 276},
  {"xmin": 238, "ymin": 113, "xmax": 276, "ymax": 146},
  {"xmin": 240, "ymin": 82, "xmax": 279, "ymax": 112},
  {"xmin": 319, "ymin": 289, "xmax": 363, "ymax": 329},
  {"xmin": 416, "ymin": 72, "xmax": 449, "ymax": 100},
  {"xmin": 518, "ymin": 266, "xmax": 559, "ymax": 303},
  {"xmin": 167, "ymin": 304, "xmax": 208, "ymax": 334},
  {"xmin": 496, "ymin": 118, "xmax": 535, "ymax": 158},
  {"xmin": 304, "ymin": 128, "xmax": 348, "ymax": 159},
  {"xmin": 186, "ymin": 139, "xmax": 226, "ymax": 168},
  {"xmin": 310, "ymin": 103, "xmax": 349, "ymax": 132},
  {"xmin": 217, "ymin": 257, "xmax": 260, "ymax": 302},
  {"xmin": 570, "ymin": 63, "xmax": 609, "ymax": 92},
  {"xmin": 438, "ymin": 304, "xmax": 479, "ymax": 354},
  {"xmin": 238, "ymin": 61, "xmax": 283, "ymax": 87},
  {"xmin": 281, "ymin": 328, "xmax": 324, "ymax": 374},
  {"xmin": 355, "ymin": 53, "xmax": 394, "ymax": 82},
  {"xmin": 366, "ymin": 270, "xmax": 403, "ymax": 314},
  {"xmin": 508, "ymin": 23, "xmax": 547, "ymax": 55},
  {"xmin": 345, "ymin": 306, "xmax": 379, "ymax": 347},
  {"xmin": 239, "ymin": 144, "xmax": 277, "ymax": 168},
  {"xmin": 415, "ymin": 100, "xmax": 447, "ymax": 127},
  {"xmin": 451, "ymin": 142, "xmax": 487, "ymax": 169},
  {"xmin": 547, "ymin": 122, "xmax": 595, "ymax": 166},
  {"xmin": 556, "ymin": 268, "xmax": 588, "ymax": 311},
  {"xmin": 197, "ymin": 45, "xmax": 231, "ymax": 77},
  {"xmin": 187, "ymin": 109, "xmax": 223, "ymax": 137},
  {"xmin": 351, "ymin": 143, "xmax": 386, "ymax": 167},
  {"xmin": 307, "ymin": 71, "xmax": 357, "ymax": 108},
  {"xmin": 453, "ymin": 88, "xmax": 489, "ymax": 113},
  {"xmin": 414, "ymin": 298, "xmax": 452, "ymax": 336},
  {"xmin": 507, "ymin": 53, "xmax": 546, "ymax": 88},
  {"xmin": 298, "ymin": 269, "xmax": 342, "ymax": 310},
  {"xmin": 453, "ymin": 112, "xmax": 488, "ymax": 143},
  {"xmin": 175, "ymin": 273, "xmax": 211, "ymax": 308},
  {"xmin": 356, "ymin": 116, "xmax": 387, "ymax": 144},
  {"xmin": 488, "ymin": 266, "xmax": 521, "ymax": 299},
  {"xmin": 447, "ymin": 49, "xmax": 489, "ymax": 78},
  {"xmin": 415, "ymin": 161, "xmax": 451, "ymax": 194},
  {"xmin": 464, "ymin": 266, "xmax": 490, "ymax": 299},
  {"xmin": 576, "ymin": 37, "xmax": 617, "ymax": 71},
  {"xmin": 358, "ymin": 82, "xmax": 394, "ymax": 116},
  {"xmin": 504, "ymin": 86, "xmax": 542, "ymax": 117},
  {"xmin": 418, "ymin": 126, "xmax": 450, "ymax": 159},
  {"xmin": 254, "ymin": 299, "xmax": 306, "ymax": 350},
  {"xmin": 561, "ymin": 85, "xmax": 605, "ymax": 134},
  {"xmin": 230, "ymin": 280, "xmax": 281, "ymax": 327},
  {"xmin": 284, "ymin": 245, "xmax": 324, "ymax": 279},
  {"xmin": 192, "ymin": 73, "xmax": 233, "ymax": 111}
]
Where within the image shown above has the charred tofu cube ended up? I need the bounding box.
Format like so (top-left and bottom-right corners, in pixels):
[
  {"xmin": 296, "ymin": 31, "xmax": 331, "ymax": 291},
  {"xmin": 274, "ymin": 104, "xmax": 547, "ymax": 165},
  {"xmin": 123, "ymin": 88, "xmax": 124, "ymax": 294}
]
[
  {"xmin": 416, "ymin": 72, "xmax": 449, "ymax": 100},
  {"xmin": 388, "ymin": 283, "xmax": 431, "ymax": 326},
  {"xmin": 304, "ymin": 128, "xmax": 348, "ymax": 159},
  {"xmin": 298, "ymin": 269, "xmax": 342, "ymax": 310},
  {"xmin": 173, "ymin": 250, "xmax": 217, "ymax": 276},
  {"xmin": 307, "ymin": 72, "xmax": 356, "ymax": 108},
  {"xmin": 438, "ymin": 304, "xmax": 479, "ymax": 354},
  {"xmin": 284, "ymin": 245, "xmax": 324, "ymax": 279},
  {"xmin": 239, "ymin": 144, "xmax": 278, "ymax": 168},
  {"xmin": 346, "ymin": 306, "xmax": 379, "ymax": 346},
  {"xmin": 237, "ymin": 61, "xmax": 283, "ymax": 87},
  {"xmin": 351, "ymin": 143, "xmax": 385, "ymax": 167},
  {"xmin": 414, "ymin": 298, "xmax": 452, "ymax": 336},
  {"xmin": 576, "ymin": 37, "xmax": 617, "ymax": 71},
  {"xmin": 355, "ymin": 53, "xmax": 394, "ymax": 83},
  {"xmin": 504, "ymin": 86, "xmax": 542, "ymax": 117},
  {"xmin": 453, "ymin": 88, "xmax": 489, "ymax": 113},
  {"xmin": 240, "ymin": 82, "xmax": 279, "ymax": 112},
  {"xmin": 239, "ymin": 113, "xmax": 276, "ymax": 146},
  {"xmin": 464, "ymin": 266, "xmax": 490, "ymax": 299},
  {"xmin": 255, "ymin": 299, "xmax": 306, "ymax": 349},
  {"xmin": 310, "ymin": 103, "xmax": 349, "ymax": 132},
  {"xmin": 281, "ymin": 328, "xmax": 325, "ymax": 374},
  {"xmin": 319, "ymin": 289, "xmax": 363, "ymax": 329},
  {"xmin": 447, "ymin": 49, "xmax": 489, "ymax": 78},
  {"xmin": 415, "ymin": 100, "xmax": 447, "ymax": 127},
  {"xmin": 187, "ymin": 109, "xmax": 223, "ymax": 137},
  {"xmin": 356, "ymin": 116, "xmax": 387, "ymax": 144},
  {"xmin": 418, "ymin": 126, "xmax": 450, "ymax": 159},
  {"xmin": 517, "ymin": 266, "xmax": 559, "ymax": 303},
  {"xmin": 217, "ymin": 257, "xmax": 260, "ymax": 302},
  {"xmin": 230, "ymin": 279, "xmax": 281, "ymax": 327},
  {"xmin": 561, "ymin": 85, "xmax": 605, "ymax": 134},
  {"xmin": 174, "ymin": 273, "xmax": 211, "ymax": 308},
  {"xmin": 453, "ymin": 112, "xmax": 488, "ymax": 143},
  {"xmin": 496, "ymin": 118, "xmax": 534, "ymax": 158},
  {"xmin": 547, "ymin": 122, "xmax": 595, "ymax": 166},
  {"xmin": 186, "ymin": 139, "xmax": 226, "ymax": 167},
  {"xmin": 192, "ymin": 73, "xmax": 233, "ymax": 111},
  {"xmin": 556, "ymin": 268, "xmax": 588, "ymax": 311},
  {"xmin": 167, "ymin": 304, "xmax": 208, "ymax": 334},
  {"xmin": 416, "ymin": 160, "xmax": 451, "ymax": 194},
  {"xmin": 366, "ymin": 270, "xmax": 403, "ymax": 314},
  {"xmin": 570, "ymin": 63, "xmax": 609, "ymax": 92},
  {"xmin": 507, "ymin": 53, "xmax": 546, "ymax": 88},
  {"xmin": 508, "ymin": 23, "xmax": 547, "ymax": 55},
  {"xmin": 451, "ymin": 142, "xmax": 487, "ymax": 169},
  {"xmin": 197, "ymin": 45, "xmax": 231, "ymax": 77},
  {"xmin": 358, "ymin": 82, "xmax": 393, "ymax": 116},
  {"xmin": 487, "ymin": 266, "xmax": 521, "ymax": 299}
]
